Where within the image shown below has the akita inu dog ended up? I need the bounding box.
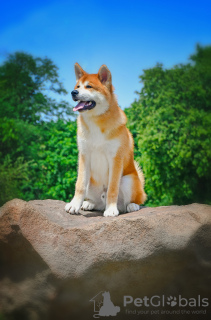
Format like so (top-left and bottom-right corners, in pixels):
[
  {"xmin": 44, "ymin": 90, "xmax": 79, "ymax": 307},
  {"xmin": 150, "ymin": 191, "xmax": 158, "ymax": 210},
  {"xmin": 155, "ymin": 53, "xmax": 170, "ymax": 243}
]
[{"xmin": 65, "ymin": 63, "xmax": 146, "ymax": 217}]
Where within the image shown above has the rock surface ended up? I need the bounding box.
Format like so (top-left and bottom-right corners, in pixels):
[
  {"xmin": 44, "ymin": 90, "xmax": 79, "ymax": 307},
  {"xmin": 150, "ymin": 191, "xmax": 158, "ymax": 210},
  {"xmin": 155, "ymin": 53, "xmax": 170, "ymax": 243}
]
[{"xmin": 0, "ymin": 199, "xmax": 211, "ymax": 320}]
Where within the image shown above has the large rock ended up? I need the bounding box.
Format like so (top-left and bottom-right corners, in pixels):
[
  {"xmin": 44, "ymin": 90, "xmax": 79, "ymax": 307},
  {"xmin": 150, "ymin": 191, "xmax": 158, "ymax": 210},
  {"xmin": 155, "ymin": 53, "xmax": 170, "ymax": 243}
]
[{"xmin": 0, "ymin": 199, "xmax": 211, "ymax": 320}]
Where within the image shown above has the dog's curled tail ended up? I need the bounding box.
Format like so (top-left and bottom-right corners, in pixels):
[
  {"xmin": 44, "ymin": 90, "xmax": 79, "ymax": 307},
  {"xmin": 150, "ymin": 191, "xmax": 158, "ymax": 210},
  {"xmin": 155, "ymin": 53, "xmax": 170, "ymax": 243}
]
[
  {"xmin": 134, "ymin": 161, "xmax": 147, "ymax": 204},
  {"xmin": 134, "ymin": 161, "xmax": 145, "ymax": 187}
]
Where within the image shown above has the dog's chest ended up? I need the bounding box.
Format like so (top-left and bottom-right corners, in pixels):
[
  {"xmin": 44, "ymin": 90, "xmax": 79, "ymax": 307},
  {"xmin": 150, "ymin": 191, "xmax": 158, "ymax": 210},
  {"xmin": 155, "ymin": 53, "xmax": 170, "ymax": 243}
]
[
  {"xmin": 78, "ymin": 120, "xmax": 120, "ymax": 185},
  {"xmin": 87, "ymin": 122, "xmax": 106, "ymax": 148},
  {"xmin": 79, "ymin": 120, "xmax": 120, "ymax": 156}
]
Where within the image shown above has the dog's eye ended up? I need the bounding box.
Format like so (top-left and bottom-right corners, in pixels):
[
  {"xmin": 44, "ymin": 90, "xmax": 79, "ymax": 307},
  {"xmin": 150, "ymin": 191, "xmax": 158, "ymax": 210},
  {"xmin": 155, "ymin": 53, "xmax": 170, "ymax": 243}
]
[
  {"xmin": 77, "ymin": 85, "xmax": 80, "ymax": 88},
  {"xmin": 86, "ymin": 85, "xmax": 92, "ymax": 89}
]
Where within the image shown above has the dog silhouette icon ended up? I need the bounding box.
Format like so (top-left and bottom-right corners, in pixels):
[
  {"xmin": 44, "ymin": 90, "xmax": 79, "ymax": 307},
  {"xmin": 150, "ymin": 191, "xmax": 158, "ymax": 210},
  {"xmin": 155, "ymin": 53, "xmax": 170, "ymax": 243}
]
[{"xmin": 90, "ymin": 291, "xmax": 120, "ymax": 318}]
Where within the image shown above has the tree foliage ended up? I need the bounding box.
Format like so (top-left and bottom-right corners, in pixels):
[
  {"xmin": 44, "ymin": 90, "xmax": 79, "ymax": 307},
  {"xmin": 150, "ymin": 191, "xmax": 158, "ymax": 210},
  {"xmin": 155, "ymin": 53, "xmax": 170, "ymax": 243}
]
[
  {"xmin": 125, "ymin": 45, "xmax": 211, "ymax": 206},
  {"xmin": 21, "ymin": 120, "xmax": 78, "ymax": 202},
  {"xmin": 0, "ymin": 52, "xmax": 77, "ymax": 206},
  {"xmin": 0, "ymin": 156, "xmax": 30, "ymax": 205},
  {"xmin": 0, "ymin": 52, "xmax": 73, "ymax": 123}
]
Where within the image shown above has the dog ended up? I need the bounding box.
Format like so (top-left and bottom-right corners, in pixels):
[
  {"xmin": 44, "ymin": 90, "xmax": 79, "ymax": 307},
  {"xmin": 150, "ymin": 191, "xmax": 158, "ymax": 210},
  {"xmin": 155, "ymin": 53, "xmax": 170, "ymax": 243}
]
[
  {"xmin": 98, "ymin": 292, "xmax": 120, "ymax": 317},
  {"xmin": 65, "ymin": 63, "xmax": 146, "ymax": 217}
]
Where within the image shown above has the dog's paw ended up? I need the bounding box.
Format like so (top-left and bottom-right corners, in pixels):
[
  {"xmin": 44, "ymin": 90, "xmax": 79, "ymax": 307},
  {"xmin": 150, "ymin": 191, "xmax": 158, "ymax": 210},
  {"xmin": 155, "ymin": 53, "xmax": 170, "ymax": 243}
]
[
  {"xmin": 81, "ymin": 200, "xmax": 95, "ymax": 211},
  {"xmin": 103, "ymin": 206, "xmax": 119, "ymax": 217},
  {"xmin": 65, "ymin": 198, "xmax": 82, "ymax": 214},
  {"xmin": 127, "ymin": 203, "xmax": 140, "ymax": 213}
]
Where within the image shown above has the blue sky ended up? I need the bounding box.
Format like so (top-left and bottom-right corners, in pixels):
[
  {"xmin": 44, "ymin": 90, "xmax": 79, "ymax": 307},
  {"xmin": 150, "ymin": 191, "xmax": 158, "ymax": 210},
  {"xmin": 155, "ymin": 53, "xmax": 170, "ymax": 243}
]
[{"xmin": 0, "ymin": 0, "xmax": 211, "ymax": 109}]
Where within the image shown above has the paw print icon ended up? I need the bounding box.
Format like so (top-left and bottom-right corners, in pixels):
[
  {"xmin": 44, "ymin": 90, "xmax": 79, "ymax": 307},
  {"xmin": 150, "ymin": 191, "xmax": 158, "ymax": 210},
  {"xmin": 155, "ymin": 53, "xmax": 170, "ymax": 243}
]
[{"xmin": 166, "ymin": 296, "xmax": 177, "ymax": 307}]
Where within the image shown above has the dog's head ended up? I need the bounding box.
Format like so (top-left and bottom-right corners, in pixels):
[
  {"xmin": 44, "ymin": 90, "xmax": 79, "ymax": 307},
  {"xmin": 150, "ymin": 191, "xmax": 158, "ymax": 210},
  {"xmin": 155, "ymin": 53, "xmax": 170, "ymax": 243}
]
[{"xmin": 71, "ymin": 63, "xmax": 114, "ymax": 115}]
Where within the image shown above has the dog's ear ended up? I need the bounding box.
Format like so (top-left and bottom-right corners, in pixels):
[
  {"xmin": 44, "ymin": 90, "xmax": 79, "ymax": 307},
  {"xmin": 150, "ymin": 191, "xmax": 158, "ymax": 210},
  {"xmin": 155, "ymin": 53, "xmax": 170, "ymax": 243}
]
[
  {"xmin": 98, "ymin": 65, "xmax": 112, "ymax": 87},
  {"xmin": 74, "ymin": 63, "xmax": 86, "ymax": 80}
]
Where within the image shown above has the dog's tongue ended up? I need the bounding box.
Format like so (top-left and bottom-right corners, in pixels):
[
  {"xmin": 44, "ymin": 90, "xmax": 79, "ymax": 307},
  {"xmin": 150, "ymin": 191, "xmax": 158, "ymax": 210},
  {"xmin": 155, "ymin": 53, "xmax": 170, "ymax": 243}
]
[{"xmin": 73, "ymin": 101, "xmax": 86, "ymax": 112}]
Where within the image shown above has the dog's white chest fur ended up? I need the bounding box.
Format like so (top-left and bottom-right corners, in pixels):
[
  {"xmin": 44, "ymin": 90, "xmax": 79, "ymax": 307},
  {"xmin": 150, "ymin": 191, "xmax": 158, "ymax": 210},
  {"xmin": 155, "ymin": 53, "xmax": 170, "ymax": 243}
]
[{"xmin": 78, "ymin": 117, "xmax": 120, "ymax": 185}]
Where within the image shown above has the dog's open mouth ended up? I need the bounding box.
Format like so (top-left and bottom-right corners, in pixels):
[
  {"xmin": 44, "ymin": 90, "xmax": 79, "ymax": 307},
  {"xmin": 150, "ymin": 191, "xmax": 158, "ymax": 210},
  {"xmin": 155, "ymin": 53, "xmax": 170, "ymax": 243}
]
[{"xmin": 73, "ymin": 101, "xmax": 96, "ymax": 112}]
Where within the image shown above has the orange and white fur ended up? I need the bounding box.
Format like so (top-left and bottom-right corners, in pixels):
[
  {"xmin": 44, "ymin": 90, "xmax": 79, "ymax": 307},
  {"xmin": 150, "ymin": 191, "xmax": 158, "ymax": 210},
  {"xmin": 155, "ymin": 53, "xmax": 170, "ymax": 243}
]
[{"xmin": 65, "ymin": 63, "xmax": 146, "ymax": 217}]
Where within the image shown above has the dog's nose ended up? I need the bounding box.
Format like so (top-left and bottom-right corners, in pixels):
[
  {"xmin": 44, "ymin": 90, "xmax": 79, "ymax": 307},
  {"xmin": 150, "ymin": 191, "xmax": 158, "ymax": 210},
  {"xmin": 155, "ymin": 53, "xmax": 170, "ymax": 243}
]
[{"xmin": 71, "ymin": 90, "xmax": 79, "ymax": 96}]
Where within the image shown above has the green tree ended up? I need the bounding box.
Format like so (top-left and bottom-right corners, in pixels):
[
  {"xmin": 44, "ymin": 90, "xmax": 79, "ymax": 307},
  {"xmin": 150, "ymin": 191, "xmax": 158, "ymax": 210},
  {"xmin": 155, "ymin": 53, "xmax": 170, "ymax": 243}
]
[
  {"xmin": 0, "ymin": 52, "xmax": 76, "ymax": 205},
  {"xmin": 125, "ymin": 45, "xmax": 211, "ymax": 206},
  {"xmin": 21, "ymin": 120, "xmax": 78, "ymax": 202},
  {"xmin": 0, "ymin": 52, "xmax": 73, "ymax": 123},
  {"xmin": 0, "ymin": 156, "xmax": 30, "ymax": 206}
]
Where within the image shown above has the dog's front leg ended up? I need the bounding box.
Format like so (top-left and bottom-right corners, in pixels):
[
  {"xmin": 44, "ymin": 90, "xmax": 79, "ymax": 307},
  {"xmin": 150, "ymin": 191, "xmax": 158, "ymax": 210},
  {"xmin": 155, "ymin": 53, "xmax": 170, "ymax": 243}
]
[
  {"xmin": 65, "ymin": 153, "xmax": 90, "ymax": 214},
  {"xmin": 104, "ymin": 154, "xmax": 123, "ymax": 217}
]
